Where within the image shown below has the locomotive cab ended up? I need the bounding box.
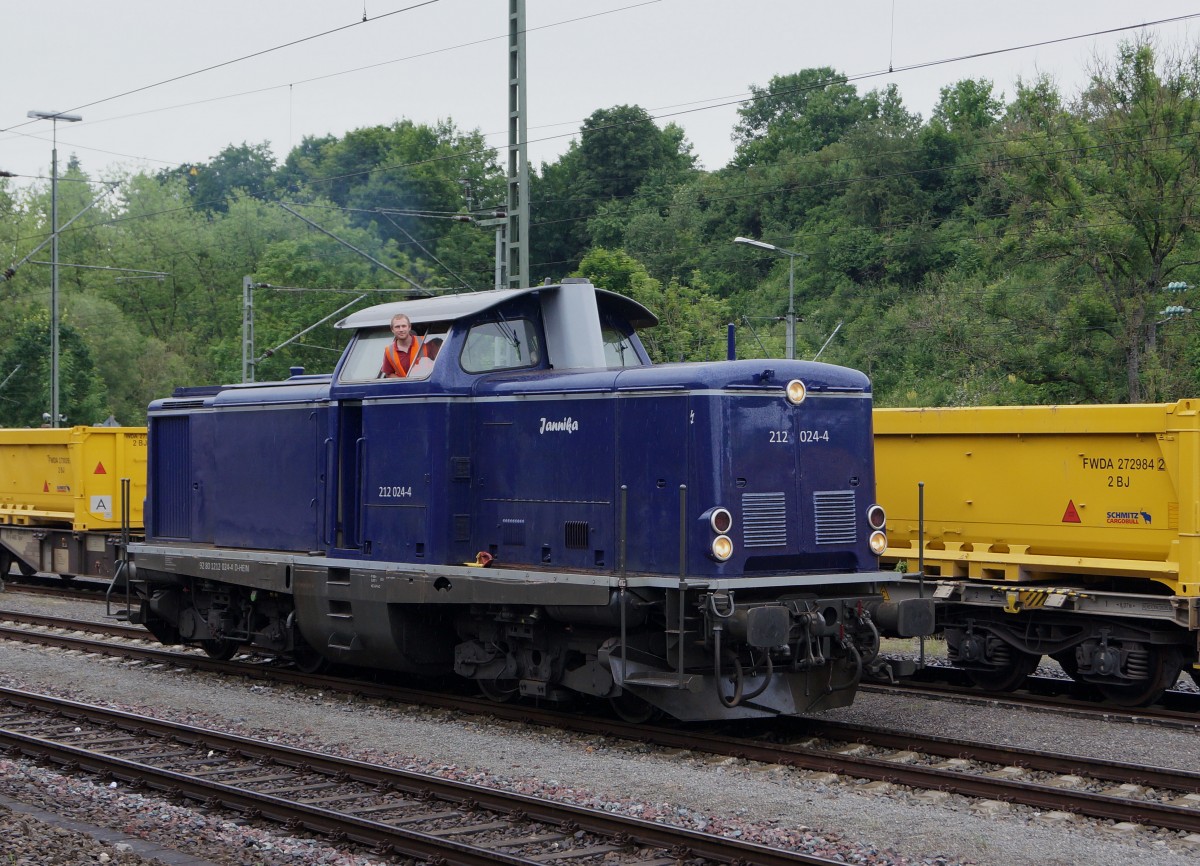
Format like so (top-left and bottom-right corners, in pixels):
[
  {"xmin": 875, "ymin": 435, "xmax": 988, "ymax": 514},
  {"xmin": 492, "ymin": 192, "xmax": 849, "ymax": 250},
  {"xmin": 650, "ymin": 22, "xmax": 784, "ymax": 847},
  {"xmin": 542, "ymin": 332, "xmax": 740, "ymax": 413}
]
[{"xmin": 125, "ymin": 278, "xmax": 932, "ymax": 720}]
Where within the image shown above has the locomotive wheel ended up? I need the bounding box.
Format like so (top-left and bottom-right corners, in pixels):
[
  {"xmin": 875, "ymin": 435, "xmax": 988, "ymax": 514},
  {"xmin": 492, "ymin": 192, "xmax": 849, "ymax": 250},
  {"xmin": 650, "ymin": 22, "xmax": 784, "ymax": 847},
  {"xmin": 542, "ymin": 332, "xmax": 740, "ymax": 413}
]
[
  {"xmin": 478, "ymin": 678, "xmax": 520, "ymax": 703},
  {"xmin": 201, "ymin": 638, "xmax": 240, "ymax": 661},
  {"xmin": 143, "ymin": 620, "xmax": 182, "ymax": 645},
  {"xmin": 608, "ymin": 690, "xmax": 660, "ymax": 724},
  {"xmin": 966, "ymin": 650, "xmax": 1040, "ymax": 692},
  {"xmin": 292, "ymin": 638, "xmax": 331, "ymax": 674},
  {"xmin": 1095, "ymin": 647, "xmax": 1183, "ymax": 707}
]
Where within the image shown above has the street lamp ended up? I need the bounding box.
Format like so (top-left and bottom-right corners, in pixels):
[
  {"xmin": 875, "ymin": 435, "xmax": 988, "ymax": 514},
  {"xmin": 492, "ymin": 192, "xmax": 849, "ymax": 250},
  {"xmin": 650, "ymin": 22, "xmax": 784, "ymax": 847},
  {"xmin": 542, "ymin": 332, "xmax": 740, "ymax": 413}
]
[
  {"xmin": 27, "ymin": 109, "xmax": 83, "ymax": 428},
  {"xmin": 733, "ymin": 236, "xmax": 808, "ymax": 360}
]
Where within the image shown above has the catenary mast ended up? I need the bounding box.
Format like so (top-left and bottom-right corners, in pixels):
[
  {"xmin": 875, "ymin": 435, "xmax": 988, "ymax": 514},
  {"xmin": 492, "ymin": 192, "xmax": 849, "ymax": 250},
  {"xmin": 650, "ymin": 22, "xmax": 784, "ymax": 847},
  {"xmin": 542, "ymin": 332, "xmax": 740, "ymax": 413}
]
[{"xmin": 506, "ymin": 0, "xmax": 529, "ymax": 288}]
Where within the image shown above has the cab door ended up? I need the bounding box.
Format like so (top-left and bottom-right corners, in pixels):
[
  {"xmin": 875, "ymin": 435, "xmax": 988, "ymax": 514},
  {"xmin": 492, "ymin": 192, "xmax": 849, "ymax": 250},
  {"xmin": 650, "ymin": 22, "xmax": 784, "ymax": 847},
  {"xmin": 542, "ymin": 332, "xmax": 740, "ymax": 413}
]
[
  {"xmin": 331, "ymin": 401, "xmax": 363, "ymax": 553},
  {"xmin": 357, "ymin": 393, "xmax": 438, "ymax": 563}
]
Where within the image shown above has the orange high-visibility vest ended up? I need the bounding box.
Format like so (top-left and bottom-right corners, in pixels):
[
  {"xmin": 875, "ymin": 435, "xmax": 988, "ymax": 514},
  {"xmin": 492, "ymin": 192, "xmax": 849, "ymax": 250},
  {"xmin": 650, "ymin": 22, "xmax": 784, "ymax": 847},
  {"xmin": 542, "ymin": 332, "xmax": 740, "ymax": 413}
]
[{"xmin": 384, "ymin": 337, "xmax": 428, "ymax": 377}]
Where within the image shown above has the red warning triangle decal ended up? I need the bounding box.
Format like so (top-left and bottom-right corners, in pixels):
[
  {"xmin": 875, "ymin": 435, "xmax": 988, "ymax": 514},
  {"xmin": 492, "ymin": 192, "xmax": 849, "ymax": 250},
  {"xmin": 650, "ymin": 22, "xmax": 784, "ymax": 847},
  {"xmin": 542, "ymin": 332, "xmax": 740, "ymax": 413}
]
[
  {"xmin": 1062, "ymin": 500, "xmax": 1081, "ymax": 523},
  {"xmin": 43, "ymin": 481, "xmax": 50, "ymax": 492},
  {"xmin": 94, "ymin": 462, "xmax": 107, "ymax": 474}
]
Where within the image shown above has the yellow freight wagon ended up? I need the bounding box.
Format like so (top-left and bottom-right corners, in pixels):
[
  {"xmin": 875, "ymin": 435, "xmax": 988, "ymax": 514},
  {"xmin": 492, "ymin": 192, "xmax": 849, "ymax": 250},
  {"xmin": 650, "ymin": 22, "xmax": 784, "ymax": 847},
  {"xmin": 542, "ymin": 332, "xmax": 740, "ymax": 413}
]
[
  {"xmin": 0, "ymin": 426, "xmax": 146, "ymax": 579},
  {"xmin": 874, "ymin": 401, "xmax": 1200, "ymax": 706}
]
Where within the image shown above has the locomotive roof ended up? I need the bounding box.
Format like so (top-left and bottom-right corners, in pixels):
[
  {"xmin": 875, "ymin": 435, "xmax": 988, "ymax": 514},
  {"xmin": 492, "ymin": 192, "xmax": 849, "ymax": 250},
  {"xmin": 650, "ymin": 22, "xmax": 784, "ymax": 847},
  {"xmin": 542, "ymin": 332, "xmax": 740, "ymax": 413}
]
[{"xmin": 334, "ymin": 280, "xmax": 659, "ymax": 331}]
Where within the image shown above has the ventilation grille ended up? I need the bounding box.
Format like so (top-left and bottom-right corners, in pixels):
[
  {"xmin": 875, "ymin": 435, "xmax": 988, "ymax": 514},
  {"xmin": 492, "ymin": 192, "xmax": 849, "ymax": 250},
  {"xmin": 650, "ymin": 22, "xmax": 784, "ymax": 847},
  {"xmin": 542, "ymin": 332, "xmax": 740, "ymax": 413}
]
[
  {"xmin": 453, "ymin": 514, "xmax": 470, "ymax": 542},
  {"xmin": 451, "ymin": 457, "xmax": 471, "ymax": 481},
  {"xmin": 502, "ymin": 518, "xmax": 525, "ymax": 546},
  {"xmin": 564, "ymin": 521, "xmax": 589, "ymax": 550},
  {"xmin": 742, "ymin": 492, "xmax": 787, "ymax": 548},
  {"xmin": 160, "ymin": 399, "xmax": 206, "ymax": 409},
  {"xmin": 813, "ymin": 490, "xmax": 857, "ymax": 545}
]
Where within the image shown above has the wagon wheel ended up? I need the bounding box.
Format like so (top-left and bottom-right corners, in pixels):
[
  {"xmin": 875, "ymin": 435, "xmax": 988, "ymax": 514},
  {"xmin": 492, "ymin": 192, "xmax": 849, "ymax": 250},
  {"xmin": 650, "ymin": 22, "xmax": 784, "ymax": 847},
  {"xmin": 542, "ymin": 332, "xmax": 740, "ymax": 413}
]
[
  {"xmin": 478, "ymin": 678, "xmax": 520, "ymax": 703},
  {"xmin": 1096, "ymin": 647, "xmax": 1183, "ymax": 708},
  {"xmin": 1052, "ymin": 649, "xmax": 1105, "ymax": 700},
  {"xmin": 58, "ymin": 573, "xmax": 76, "ymax": 584},
  {"xmin": 200, "ymin": 638, "xmax": 240, "ymax": 661},
  {"xmin": 1050, "ymin": 650, "xmax": 1079, "ymax": 678},
  {"xmin": 0, "ymin": 549, "xmax": 10, "ymax": 576},
  {"xmin": 966, "ymin": 650, "xmax": 1040, "ymax": 692}
]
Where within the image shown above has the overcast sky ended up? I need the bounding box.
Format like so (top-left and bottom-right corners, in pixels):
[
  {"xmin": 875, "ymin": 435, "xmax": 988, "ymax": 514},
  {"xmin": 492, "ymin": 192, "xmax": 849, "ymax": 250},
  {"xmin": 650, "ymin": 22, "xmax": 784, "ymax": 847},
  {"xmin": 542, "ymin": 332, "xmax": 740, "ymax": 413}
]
[{"xmin": 3, "ymin": 0, "xmax": 1200, "ymax": 194}]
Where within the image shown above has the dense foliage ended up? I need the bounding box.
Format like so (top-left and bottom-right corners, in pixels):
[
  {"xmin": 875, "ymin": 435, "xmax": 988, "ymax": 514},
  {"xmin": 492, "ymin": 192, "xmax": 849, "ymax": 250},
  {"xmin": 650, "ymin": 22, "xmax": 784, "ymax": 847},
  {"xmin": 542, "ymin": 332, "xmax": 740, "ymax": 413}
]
[{"xmin": 4, "ymin": 38, "xmax": 1200, "ymax": 426}]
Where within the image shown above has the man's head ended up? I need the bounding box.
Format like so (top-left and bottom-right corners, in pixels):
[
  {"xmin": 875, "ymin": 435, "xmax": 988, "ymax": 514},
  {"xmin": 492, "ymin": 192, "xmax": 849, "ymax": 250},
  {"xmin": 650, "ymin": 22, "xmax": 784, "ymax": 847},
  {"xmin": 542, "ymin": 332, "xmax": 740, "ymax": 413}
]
[{"xmin": 390, "ymin": 313, "xmax": 412, "ymax": 341}]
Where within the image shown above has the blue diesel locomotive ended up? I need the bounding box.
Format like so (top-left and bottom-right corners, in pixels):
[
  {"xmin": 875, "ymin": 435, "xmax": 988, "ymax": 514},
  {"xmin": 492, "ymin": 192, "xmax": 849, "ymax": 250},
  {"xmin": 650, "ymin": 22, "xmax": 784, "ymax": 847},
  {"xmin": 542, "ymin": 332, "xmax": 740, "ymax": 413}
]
[{"xmin": 121, "ymin": 279, "xmax": 931, "ymax": 720}]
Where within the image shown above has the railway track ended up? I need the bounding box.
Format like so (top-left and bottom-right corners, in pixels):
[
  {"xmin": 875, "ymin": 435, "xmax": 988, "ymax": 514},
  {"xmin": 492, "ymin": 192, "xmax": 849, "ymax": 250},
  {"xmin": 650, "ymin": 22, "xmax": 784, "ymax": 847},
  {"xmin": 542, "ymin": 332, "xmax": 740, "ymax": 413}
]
[
  {"xmin": 872, "ymin": 660, "xmax": 1200, "ymax": 718},
  {"xmin": 0, "ymin": 573, "xmax": 112, "ymax": 600},
  {"xmin": 5, "ymin": 608, "xmax": 1200, "ymax": 835},
  {"xmin": 864, "ymin": 676, "xmax": 1200, "ymax": 724},
  {"xmin": 0, "ymin": 686, "xmax": 831, "ymax": 866}
]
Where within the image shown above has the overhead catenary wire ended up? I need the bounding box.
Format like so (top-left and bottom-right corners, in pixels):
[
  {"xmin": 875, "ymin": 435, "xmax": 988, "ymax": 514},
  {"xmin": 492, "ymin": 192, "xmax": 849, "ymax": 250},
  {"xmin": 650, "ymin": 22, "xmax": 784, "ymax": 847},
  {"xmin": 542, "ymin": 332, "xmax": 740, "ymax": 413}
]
[
  {"xmin": 376, "ymin": 209, "xmax": 477, "ymax": 292},
  {"xmin": 280, "ymin": 11, "xmax": 1200, "ymax": 192},
  {"xmin": 15, "ymin": 5, "xmax": 1180, "ymax": 197},
  {"xmin": 0, "ymin": 0, "xmax": 665, "ymax": 171},
  {"xmin": 277, "ymin": 201, "xmax": 429, "ymax": 294},
  {"xmin": 0, "ymin": 0, "xmax": 444, "ymax": 137},
  {"xmin": 7, "ymin": 5, "xmax": 1189, "ymax": 220},
  {"xmin": 1, "ymin": 182, "xmax": 121, "ymax": 282},
  {"xmin": 257, "ymin": 293, "xmax": 369, "ymax": 362},
  {"xmin": 4, "ymin": 11, "xmax": 1196, "ymax": 298}
]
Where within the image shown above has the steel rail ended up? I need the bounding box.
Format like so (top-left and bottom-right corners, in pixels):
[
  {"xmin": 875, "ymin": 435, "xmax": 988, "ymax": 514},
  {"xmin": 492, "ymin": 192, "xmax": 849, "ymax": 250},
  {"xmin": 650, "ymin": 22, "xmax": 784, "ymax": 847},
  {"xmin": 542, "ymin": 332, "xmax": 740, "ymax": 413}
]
[
  {"xmin": 862, "ymin": 677, "xmax": 1200, "ymax": 726},
  {"xmin": 0, "ymin": 687, "xmax": 838, "ymax": 866},
  {"xmin": 5, "ymin": 614, "xmax": 1200, "ymax": 833}
]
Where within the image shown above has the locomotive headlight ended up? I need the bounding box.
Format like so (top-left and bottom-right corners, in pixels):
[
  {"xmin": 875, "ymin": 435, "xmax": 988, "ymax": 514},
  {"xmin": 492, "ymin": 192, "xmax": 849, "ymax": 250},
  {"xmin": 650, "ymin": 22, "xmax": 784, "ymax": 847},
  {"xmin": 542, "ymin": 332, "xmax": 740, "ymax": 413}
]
[
  {"xmin": 709, "ymin": 507, "xmax": 733, "ymax": 534},
  {"xmin": 785, "ymin": 379, "xmax": 807, "ymax": 405},
  {"xmin": 866, "ymin": 504, "xmax": 886, "ymax": 530},
  {"xmin": 869, "ymin": 531, "xmax": 888, "ymax": 555},
  {"xmin": 711, "ymin": 535, "xmax": 734, "ymax": 561}
]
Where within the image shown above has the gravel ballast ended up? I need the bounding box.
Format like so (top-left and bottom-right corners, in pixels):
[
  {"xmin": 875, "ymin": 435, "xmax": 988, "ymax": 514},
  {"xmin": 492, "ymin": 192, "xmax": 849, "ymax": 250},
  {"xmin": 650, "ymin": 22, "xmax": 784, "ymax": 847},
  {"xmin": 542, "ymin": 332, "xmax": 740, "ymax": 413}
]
[{"xmin": 1, "ymin": 592, "xmax": 1198, "ymax": 866}]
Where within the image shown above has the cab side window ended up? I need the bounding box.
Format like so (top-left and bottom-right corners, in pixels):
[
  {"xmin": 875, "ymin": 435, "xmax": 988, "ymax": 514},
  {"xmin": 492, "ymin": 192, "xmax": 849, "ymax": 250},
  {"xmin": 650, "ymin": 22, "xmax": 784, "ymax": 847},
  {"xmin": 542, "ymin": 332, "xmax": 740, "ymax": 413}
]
[
  {"xmin": 338, "ymin": 325, "xmax": 448, "ymax": 382},
  {"xmin": 602, "ymin": 325, "xmax": 644, "ymax": 367},
  {"xmin": 340, "ymin": 328, "xmax": 393, "ymax": 381},
  {"xmin": 461, "ymin": 318, "xmax": 541, "ymax": 372}
]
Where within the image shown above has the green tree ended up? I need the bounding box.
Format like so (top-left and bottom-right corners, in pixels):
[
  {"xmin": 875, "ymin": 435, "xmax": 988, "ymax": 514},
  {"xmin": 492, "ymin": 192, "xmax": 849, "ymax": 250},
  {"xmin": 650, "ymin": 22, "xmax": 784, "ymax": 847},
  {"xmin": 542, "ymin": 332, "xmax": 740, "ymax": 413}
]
[
  {"xmin": 998, "ymin": 39, "xmax": 1200, "ymax": 401},
  {"xmin": 732, "ymin": 68, "xmax": 868, "ymax": 166},
  {"xmin": 529, "ymin": 143, "xmax": 586, "ymax": 284},
  {"xmin": 0, "ymin": 312, "xmax": 108, "ymax": 427},
  {"xmin": 577, "ymin": 248, "xmax": 730, "ymax": 362},
  {"xmin": 932, "ymin": 78, "xmax": 1003, "ymax": 132},
  {"xmin": 530, "ymin": 106, "xmax": 696, "ymax": 282},
  {"xmin": 277, "ymin": 119, "xmax": 503, "ymax": 290},
  {"xmin": 162, "ymin": 141, "xmax": 278, "ymax": 212},
  {"xmin": 68, "ymin": 294, "xmax": 188, "ymax": 425},
  {"xmin": 576, "ymin": 106, "xmax": 695, "ymax": 201}
]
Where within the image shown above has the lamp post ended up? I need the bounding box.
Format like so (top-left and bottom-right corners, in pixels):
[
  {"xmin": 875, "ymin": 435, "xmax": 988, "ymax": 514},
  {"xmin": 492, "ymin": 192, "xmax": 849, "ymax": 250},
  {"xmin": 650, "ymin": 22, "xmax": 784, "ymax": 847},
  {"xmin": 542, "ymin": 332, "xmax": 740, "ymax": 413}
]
[
  {"xmin": 27, "ymin": 109, "xmax": 83, "ymax": 428},
  {"xmin": 733, "ymin": 236, "xmax": 807, "ymax": 360}
]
